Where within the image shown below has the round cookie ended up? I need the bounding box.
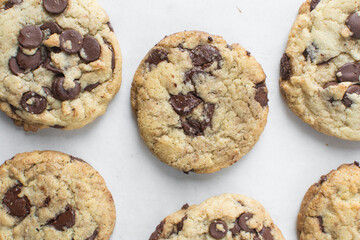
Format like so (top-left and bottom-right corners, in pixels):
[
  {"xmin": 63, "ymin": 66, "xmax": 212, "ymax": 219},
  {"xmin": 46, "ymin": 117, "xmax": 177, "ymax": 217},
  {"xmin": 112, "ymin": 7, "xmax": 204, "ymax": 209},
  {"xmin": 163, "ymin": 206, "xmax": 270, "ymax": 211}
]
[
  {"xmin": 298, "ymin": 162, "xmax": 360, "ymax": 239},
  {"xmin": 280, "ymin": 0, "xmax": 360, "ymax": 140},
  {"xmin": 131, "ymin": 31, "xmax": 268, "ymax": 174},
  {"xmin": 149, "ymin": 194, "xmax": 284, "ymax": 240},
  {"xmin": 0, "ymin": 0, "xmax": 121, "ymax": 131},
  {"xmin": 0, "ymin": 151, "xmax": 116, "ymax": 240}
]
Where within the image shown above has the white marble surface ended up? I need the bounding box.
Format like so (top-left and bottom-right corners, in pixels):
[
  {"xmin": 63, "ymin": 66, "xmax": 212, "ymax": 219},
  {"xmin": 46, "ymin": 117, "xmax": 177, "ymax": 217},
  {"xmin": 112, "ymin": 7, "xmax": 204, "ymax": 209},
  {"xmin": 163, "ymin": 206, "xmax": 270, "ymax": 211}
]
[{"xmin": 1, "ymin": 0, "xmax": 359, "ymax": 239}]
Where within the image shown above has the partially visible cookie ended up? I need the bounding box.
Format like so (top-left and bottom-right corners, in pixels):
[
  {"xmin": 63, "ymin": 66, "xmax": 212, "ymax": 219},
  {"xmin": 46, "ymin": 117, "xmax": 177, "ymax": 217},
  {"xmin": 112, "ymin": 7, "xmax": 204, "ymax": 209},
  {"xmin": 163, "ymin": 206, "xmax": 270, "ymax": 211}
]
[
  {"xmin": 131, "ymin": 31, "xmax": 268, "ymax": 174},
  {"xmin": 0, "ymin": 151, "xmax": 116, "ymax": 240},
  {"xmin": 0, "ymin": 0, "xmax": 122, "ymax": 131},
  {"xmin": 298, "ymin": 162, "xmax": 360, "ymax": 240},
  {"xmin": 149, "ymin": 194, "xmax": 284, "ymax": 240},
  {"xmin": 280, "ymin": 0, "xmax": 360, "ymax": 140}
]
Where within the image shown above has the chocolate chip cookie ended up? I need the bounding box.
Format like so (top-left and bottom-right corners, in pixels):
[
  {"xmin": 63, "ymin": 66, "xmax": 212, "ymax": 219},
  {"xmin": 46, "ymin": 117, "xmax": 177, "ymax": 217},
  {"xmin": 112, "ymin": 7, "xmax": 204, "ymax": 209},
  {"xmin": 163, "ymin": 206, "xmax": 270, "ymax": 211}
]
[
  {"xmin": 280, "ymin": 0, "xmax": 360, "ymax": 140},
  {"xmin": 0, "ymin": 151, "xmax": 116, "ymax": 239},
  {"xmin": 297, "ymin": 162, "xmax": 360, "ymax": 239},
  {"xmin": 131, "ymin": 31, "xmax": 268, "ymax": 174},
  {"xmin": 149, "ymin": 194, "xmax": 284, "ymax": 240},
  {"xmin": 0, "ymin": 0, "xmax": 121, "ymax": 131}
]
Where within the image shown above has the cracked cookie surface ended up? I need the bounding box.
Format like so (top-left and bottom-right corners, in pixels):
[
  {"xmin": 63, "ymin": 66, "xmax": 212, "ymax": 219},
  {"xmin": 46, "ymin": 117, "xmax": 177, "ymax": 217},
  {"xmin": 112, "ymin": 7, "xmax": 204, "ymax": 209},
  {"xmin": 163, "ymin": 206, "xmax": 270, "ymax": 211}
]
[
  {"xmin": 149, "ymin": 193, "xmax": 284, "ymax": 240},
  {"xmin": 0, "ymin": 151, "xmax": 116, "ymax": 240},
  {"xmin": 131, "ymin": 31, "xmax": 268, "ymax": 174},
  {"xmin": 0, "ymin": 0, "xmax": 122, "ymax": 131},
  {"xmin": 298, "ymin": 162, "xmax": 360, "ymax": 240},
  {"xmin": 280, "ymin": 0, "xmax": 360, "ymax": 140}
]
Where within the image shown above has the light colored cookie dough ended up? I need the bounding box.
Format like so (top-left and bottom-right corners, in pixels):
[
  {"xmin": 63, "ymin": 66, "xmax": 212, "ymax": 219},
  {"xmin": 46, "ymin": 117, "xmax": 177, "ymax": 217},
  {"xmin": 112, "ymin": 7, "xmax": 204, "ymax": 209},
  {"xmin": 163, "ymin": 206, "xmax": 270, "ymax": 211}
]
[
  {"xmin": 149, "ymin": 193, "xmax": 284, "ymax": 240},
  {"xmin": 132, "ymin": 31, "xmax": 268, "ymax": 174},
  {"xmin": 0, "ymin": 0, "xmax": 122, "ymax": 131},
  {"xmin": 0, "ymin": 151, "xmax": 116, "ymax": 240}
]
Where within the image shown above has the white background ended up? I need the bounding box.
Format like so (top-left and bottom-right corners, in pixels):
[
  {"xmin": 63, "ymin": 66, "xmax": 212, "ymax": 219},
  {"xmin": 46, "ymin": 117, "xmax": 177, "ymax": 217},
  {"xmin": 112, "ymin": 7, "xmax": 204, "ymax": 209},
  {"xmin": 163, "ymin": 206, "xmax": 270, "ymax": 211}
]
[{"xmin": 0, "ymin": 0, "xmax": 359, "ymax": 239}]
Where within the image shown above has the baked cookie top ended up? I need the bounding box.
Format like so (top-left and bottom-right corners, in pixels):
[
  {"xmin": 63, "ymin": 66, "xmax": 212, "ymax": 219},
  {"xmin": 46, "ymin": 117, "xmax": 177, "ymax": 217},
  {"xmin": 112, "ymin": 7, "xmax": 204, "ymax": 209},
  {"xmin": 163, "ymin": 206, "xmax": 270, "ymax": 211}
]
[
  {"xmin": 298, "ymin": 162, "xmax": 360, "ymax": 240},
  {"xmin": 280, "ymin": 0, "xmax": 360, "ymax": 140},
  {"xmin": 0, "ymin": 0, "xmax": 121, "ymax": 131},
  {"xmin": 0, "ymin": 151, "xmax": 116, "ymax": 240},
  {"xmin": 149, "ymin": 193, "xmax": 284, "ymax": 240},
  {"xmin": 131, "ymin": 31, "xmax": 268, "ymax": 174}
]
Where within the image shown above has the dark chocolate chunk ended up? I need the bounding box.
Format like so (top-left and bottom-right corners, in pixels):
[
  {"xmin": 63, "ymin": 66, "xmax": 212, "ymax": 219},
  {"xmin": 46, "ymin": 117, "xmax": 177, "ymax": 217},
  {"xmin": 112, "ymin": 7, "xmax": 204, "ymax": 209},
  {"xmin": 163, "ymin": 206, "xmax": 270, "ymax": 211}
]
[
  {"xmin": 43, "ymin": 196, "xmax": 51, "ymax": 207},
  {"xmin": 336, "ymin": 63, "xmax": 360, "ymax": 82},
  {"xmin": 303, "ymin": 43, "xmax": 318, "ymax": 62},
  {"xmin": 145, "ymin": 49, "xmax": 168, "ymax": 67},
  {"xmin": 60, "ymin": 29, "xmax": 83, "ymax": 54},
  {"xmin": 238, "ymin": 213, "xmax": 255, "ymax": 233},
  {"xmin": 4, "ymin": 0, "xmax": 23, "ymax": 9},
  {"xmin": 18, "ymin": 26, "xmax": 43, "ymax": 49},
  {"xmin": 9, "ymin": 57, "xmax": 24, "ymax": 75},
  {"xmin": 51, "ymin": 125, "xmax": 65, "ymax": 129},
  {"xmin": 16, "ymin": 48, "xmax": 41, "ymax": 70},
  {"xmin": 343, "ymin": 84, "xmax": 360, "ymax": 107},
  {"xmin": 169, "ymin": 92, "xmax": 202, "ymax": 116},
  {"xmin": 310, "ymin": 0, "xmax": 320, "ymax": 11},
  {"xmin": 323, "ymin": 81, "xmax": 338, "ymax": 89},
  {"xmin": 85, "ymin": 229, "xmax": 98, "ymax": 240},
  {"xmin": 209, "ymin": 220, "xmax": 228, "ymax": 239},
  {"xmin": 20, "ymin": 91, "xmax": 47, "ymax": 114},
  {"xmin": 355, "ymin": 161, "xmax": 360, "ymax": 167},
  {"xmin": 103, "ymin": 39, "xmax": 115, "ymax": 71},
  {"xmin": 280, "ymin": 53, "xmax": 292, "ymax": 80},
  {"xmin": 208, "ymin": 36, "xmax": 214, "ymax": 42},
  {"xmin": 43, "ymin": 0, "xmax": 68, "ymax": 14},
  {"xmin": 181, "ymin": 118, "xmax": 204, "ymax": 136},
  {"xmin": 52, "ymin": 77, "xmax": 81, "ymax": 101},
  {"xmin": 107, "ymin": 22, "xmax": 114, "ymax": 32},
  {"xmin": 319, "ymin": 175, "xmax": 328, "ymax": 184},
  {"xmin": 317, "ymin": 216, "xmax": 325, "ymax": 233},
  {"xmin": 80, "ymin": 36, "xmax": 101, "ymax": 63},
  {"xmin": 181, "ymin": 203, "xmax": 189, "ymax": 210},
  {"xmin": 40, "ymin": 22, "xmax": 63, "ymax": 34},
  {"xmin": 255, "ymin": 82, "xmax": 269, "ymax": 107},
  {"xmin": 2, "ymin": 184, "xmax": 30, "ymax": 219},
  {"xmin": 84, "ymin": 82, "xmax": 100, "ymax": 92},
  {"xmin": 51, "ymin": 47, "xmax": 62, "ymax": 53},
  {"xmin": 346, "ymin": 12, "xmax": 360, "ymax": 39},
  {"xmin": 259, "ymin": 227, "xmax": 274, "ymax": 240},
  {"xmin": 184, "ymin": 69, "xmax": 207, "ymax": 85},
  {"xmin": 47, "ymin": 205, "xmax": 75, "ymax": 231},
  {"xmin": 190, "ymin": 45, "xmax": 222, "ymax": 68},
  {"xmin": 176, "ymin": 216, "xmax": 187, "ymax": 232},
  {"xmin": 201, "ymin": 103, "xmax": 215, "ymax": 130},
  {"xmin": 149, "ymin": 220, "xmax": 165, "ymax": 240}
]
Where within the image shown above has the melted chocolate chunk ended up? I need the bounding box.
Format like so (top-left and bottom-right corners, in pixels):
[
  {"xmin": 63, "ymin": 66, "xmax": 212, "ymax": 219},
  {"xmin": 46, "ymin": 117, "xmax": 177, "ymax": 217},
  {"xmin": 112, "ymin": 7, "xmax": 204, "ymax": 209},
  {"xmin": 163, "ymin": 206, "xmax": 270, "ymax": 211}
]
[
  {"xmin": 181, "ymin": 118, "xmax": 204, "ymax": 136},
  {"xmin": 184, "ymin": 69, "xmax": 207, "ymax": 85},
  {"xmin": 317, "ymin": 216, "xmax": 325, "ymax": 233},
  {"xmin": 85, "ymin": 229, "xmax": 98, "ymax": 240},
  {"xmin": 9, "ymin": 57, "xmax": 24, "ymax": 75},
  {"xmin": 4, "ymin": 0, "xmax": 22, "ymax": 9},
  {"xmin": 60, "ymin": 29, "xmax": 83, "ymax": 54},
  {"xmin": 43, "ymin": 0, "xmax": 68, "ymax": 14},
  {"xmin": 355, "ymin": 161, "xmax": 360, "ymax": 167},
  {"xmin": 2, "ymin": 184, "xmax": 30, "ymax": 219},
  {"xmin": 52, "ymin": 77, "xmax": 81, "ymax": 101},
  {"xmin": 16, "ymin": 48, "xmax": 41, "ymax": 70},
  {"xmin": 347, "ymin": 12, "xmax": 360, "ymax": 39},
  {"xmin": 181, "ymin": 203, "xmax": 189, "ymax": 210},
  {"xmin": 280, "ymin": 53, "xmax": 292, "ymax": 80},
  {"xmin": 18, "ymin": 26, "xmax": 43, "ymax": 49},
  {"xmin": 343, "ymin": 84, "xmax": 360, "ymax": 107},
  {"xmin": 238, "ymin": 213, "xmax": 255, "ymax": 233},
  {"xmin": 40, "ymin": 22, "xmax": 63, "ymax": 35},
  {"xmin": 190, "ymin": 45, "xmax": 222, "ymax": 68},
  {"xmin": 84, "ymin": 82, "xmax": 100, "ymax": 92},
  {"xmin": 145, "ymin": 49, "xmax": 168, "ymax": 67},
  {"xmin": 255, "ymin": 82, "xmax": 269, "ymax": 107},
  {"xmin": 21, "ymin": 91, "xmax": 47, "ymax": 114},
  {"xmin": 209, "ymin": 220, "xmax": 228, "ymax": 239},
  {"xmin": 176, "ymin": 216, "xmax": 187, "ymax": 232},
  {"xmin": 310, "ymin": 0, "xmax": 320, "ymax": 11},
  {"xmin": 107, "ymin": 22, "xmax": 114, "ymax": 32},
  {"xmin": 259, "ymin": 227, "xmax": 274, "ymax": 240},
  {"xmin": 47, "ymin": 205, "xmax": 75, "ymax": 231},
  {"xmin": 323, "ymin": 81, "xmax": 338, "ymax": 89},
  {"xmin": 303, "ymin": 43, "xmax": 318, "ymax": 62},
  {"xmin": 169, "ymin": 92, "xmax": 202, "ymax": 116},
  {"xmin": 149, "ymin": 220, "xmax": 165, "ymax": 240},
  {"xmin": 80, "ymin": 36, "xmax": 101, "ymax": 63},
  {"xmin": 336, "ymin": 63, "xmax": 360, "ymax": 82},
  {"xmin": 43, "ymin": 55, "xmax": 62, "ymax": 74}
]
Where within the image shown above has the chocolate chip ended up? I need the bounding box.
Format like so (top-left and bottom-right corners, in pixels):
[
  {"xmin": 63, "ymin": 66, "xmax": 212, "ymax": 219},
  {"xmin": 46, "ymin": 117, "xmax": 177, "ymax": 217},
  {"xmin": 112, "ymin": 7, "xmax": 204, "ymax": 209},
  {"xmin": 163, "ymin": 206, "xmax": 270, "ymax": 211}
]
[
  {"xmin": 84, "ymin": 82, "xmax": 100, "ymax": 92},
  {"xmin": 190, "ymin": 45, "xmax": 222, "ymax": 68},
  {"xmin": 336, "ymin": 63, "xmax": 360, "ymax": 82},
  {"xmin": 40, "ymin": 22, "xmax": 63, "ymax": 34},
  {"xmin": 181, "ymin": 203, "xmax": 189, "ymax": 210},
  {"xmin": 280, "ymin": 53, "xmax": 292, "ymax": 80},
  {"xmin": 317, "ymin": 216, "xmax": 325, "ymax": 233},
  {"xmin": 107, "ymin": 22, "xmax": 114, "ymax": 32},
  {"xmin": 16, "ymin": 48, "xmax": 41, "ymax": 70},
  {"xmin": 80, "ymin": 36, "xmax": 101, "ymax": 63},
  {"xmin": 103, "ymin": 39, "xmax": 115, "ymax": 71},
  {"xmin": 246, "ymin": 51, "xmax": 251, "ymax": 56},
  {"xmin": 18, "ymin": 26, "xmax": 43, "ymax": 49},
  {"xmin": 319, "ymin": 175, "xmax": 328, "ymax": 184},
  {"xmin": 176, "ymin": 216, "xmax": 187, "ymax": 232},
  {"xmin": 255, "ymin": 82, "xmax": 269, "ymax": 107},
  {"xmin": 209, "ymin": 220, "xmax": 228, "ymax": 239},
  {"xmin": 310, "ymin": 0, "xmax": 320, "ymax": 11},
  {"xmin": 343, "ymin": 84, "xmax": 360, "ymax": 107},
  {"xmin": 303, "ymin": 43, "xmax": 318, "ymax": 62},
  {"xmin": 145, "ymin": 49, "xmax": 168, "ymax": 67},
  {"xmin": 43, "ymin": 55, "xmax": 62, "ymax": 74},
  {"xmin": 347, "ymin": 13, "xmax": 360, "ymax": 39},
  {"xmin": 169, "ymin": 92, "xmax": 202, "ymax": 116},
  {"xmin": 60, "ymin": 29, "xmax": 83, "ymax": 54},
  {"xmin": 181, "ymin": 118, "xmax": 204, "ymax": 136},
  {"xmin": 208, "ymin": 36, "xmax": 214, "ymax": 42},
  {"xmin": 201, "ymin": 103, "xmax": 215, "ymax": 130},
  {"xmin": 51, "ymin": 47, "xmax": 62, "ymax": 53},
  {"xmin": 43, "ymin": 0, "xmax": 68, "ymax": 14},
  {"xmin": 52, "ymin": 77, "xmax": 81, "ymax": 101},
  {"xmin": 259, "ymin": 227, "xmax": 274, "ymax": 240},
  {"xmin": 21, "ymin": 91, "xmax": 47, "ymax": 114},
  {"xmin": 149, "ymin": 220, "xmax": 165, "ymax": 240},
  {"xmin": 238, "ymin": 213, "xmax": 255, "ymax": 233},
  {"xmin": 43, "ymin": 196, "xmax": 51, "ymax": 207},
  {"xmin": 4, "ymin": 0, "xmax": 22, "ymax": 9},
  {"xmin": 184, "ymin": 69, "xmax": 207, "ymax": 85},
  {"xmin": 2, "ymin": 184, "xmax": 30, "ymax": 219},
  {"xmin": 323, "ymin": 81, "xmax": 338, "ymax": 89},
  {"xmin": 9, "ymin": 57, "xmax": 24, "ymax": 75},
  {"xmin": 355, "ymin": 161, "xmax": 360, "ymax": 167},
  {"xmin": 47, "ymin": 205, "xmax": 75, "ymax": 231},
  {"xmin": 51, "ymin": 125, "xmax": 64, "ymax": 129},
  {"xmin": 85, "ymin": 229, "xmax": 98, "ymax": 240}
]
